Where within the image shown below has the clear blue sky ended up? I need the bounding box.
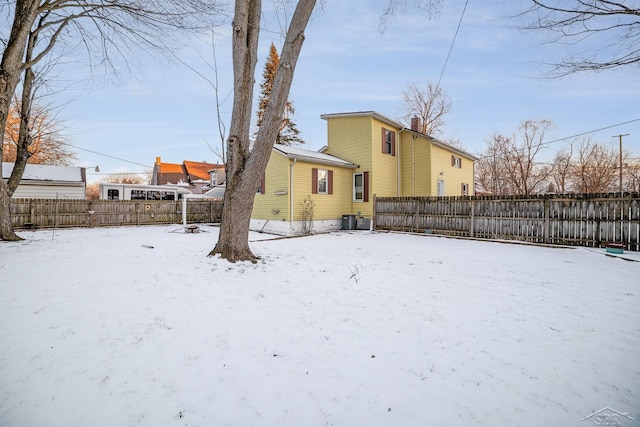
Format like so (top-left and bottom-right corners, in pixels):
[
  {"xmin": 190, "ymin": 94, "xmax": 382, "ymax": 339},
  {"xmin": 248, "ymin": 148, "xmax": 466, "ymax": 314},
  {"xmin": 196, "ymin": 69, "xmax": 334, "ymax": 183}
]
[{"xmin": 55, "ymin": 0, "xmax": 639, "ymax": 182}]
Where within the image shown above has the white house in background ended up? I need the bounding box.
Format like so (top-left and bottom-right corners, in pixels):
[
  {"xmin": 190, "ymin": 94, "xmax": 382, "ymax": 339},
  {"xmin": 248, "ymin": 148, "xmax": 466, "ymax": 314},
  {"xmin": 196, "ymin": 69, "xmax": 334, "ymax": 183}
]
[{"xmin": 2, "ymin": 162, "xmax": 87, "ymax": 199}]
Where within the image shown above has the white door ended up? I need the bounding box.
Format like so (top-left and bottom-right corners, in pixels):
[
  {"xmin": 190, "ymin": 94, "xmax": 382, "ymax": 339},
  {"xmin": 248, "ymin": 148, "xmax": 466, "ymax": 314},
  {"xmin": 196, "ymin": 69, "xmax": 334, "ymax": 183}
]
[{"xmin": 437, "ymin": 179, "xmax": 445, "ymax": 196}]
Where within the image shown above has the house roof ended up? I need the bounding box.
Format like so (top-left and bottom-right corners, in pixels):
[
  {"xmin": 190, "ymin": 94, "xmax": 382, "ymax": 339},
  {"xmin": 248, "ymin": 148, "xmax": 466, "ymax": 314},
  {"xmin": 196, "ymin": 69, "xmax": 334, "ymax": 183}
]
[
  {"xmin": 153, "ymin": 159, "xmax": 223, "ymax": 186},
  {"xmin": 320, "ymin": 111, "xmax": 404, "ymax": 129},
  {"xmin": 2, "ymin": 162, "xmax": 84, "ymax": 182},
  {"xmin": 321, "ymin": 111, "xmax": 478, "ymax": 161},
  {"xmin": 155, "ymin": 162, "xmax": 187, "ymax": 185},
  {"xmin": 409, "ymin": 131, "xmax": 479, "ymax": 161},
  {"xmin": 273, "ymin": 144, "xmax": 356, "ymax": 168},
  {"xmin": 183, "ymin": 161, "xmax": 222, "ymax": 181},
  {"xmin": 159, "ymin": 163, "xmax": 185, "ymax": 174}
]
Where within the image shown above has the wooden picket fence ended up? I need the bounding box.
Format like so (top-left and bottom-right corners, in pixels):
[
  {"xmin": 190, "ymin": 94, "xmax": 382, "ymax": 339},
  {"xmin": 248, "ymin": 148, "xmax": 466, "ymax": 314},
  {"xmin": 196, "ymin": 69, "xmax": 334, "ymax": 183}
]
[
  {"xmin": 10, "ymin": 198, "xmax": 223, "ymax": 230},
  {"xmin": 374, "ymin": 193, "xmax": 640, "ymax": 251}
]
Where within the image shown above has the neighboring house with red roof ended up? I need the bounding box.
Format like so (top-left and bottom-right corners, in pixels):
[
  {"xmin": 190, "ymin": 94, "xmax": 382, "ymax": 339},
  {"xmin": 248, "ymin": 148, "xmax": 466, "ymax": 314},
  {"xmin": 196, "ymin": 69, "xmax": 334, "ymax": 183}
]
[{"xmin": 151, "ymin": 157, "xmax": 225, "ymax": 194}]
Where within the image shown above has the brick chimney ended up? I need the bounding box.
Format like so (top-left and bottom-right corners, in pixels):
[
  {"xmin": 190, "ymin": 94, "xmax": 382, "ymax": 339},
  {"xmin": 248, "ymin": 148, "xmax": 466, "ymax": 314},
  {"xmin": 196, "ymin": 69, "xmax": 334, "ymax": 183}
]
[
  {"xmin": 411, "ymin": 117, "xmax": 421, "ymax": 132},
  {"xmin": 155, "ymin": 156, "xmax": 161, "ymax": 165}
]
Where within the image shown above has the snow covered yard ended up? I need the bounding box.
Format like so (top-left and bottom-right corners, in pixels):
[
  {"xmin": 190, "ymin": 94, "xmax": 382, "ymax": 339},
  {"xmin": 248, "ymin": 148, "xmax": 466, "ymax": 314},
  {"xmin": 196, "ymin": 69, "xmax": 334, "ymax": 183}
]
[{"xmin": 0, "ymin": 225, "xmax": 638, "ymax": 427}]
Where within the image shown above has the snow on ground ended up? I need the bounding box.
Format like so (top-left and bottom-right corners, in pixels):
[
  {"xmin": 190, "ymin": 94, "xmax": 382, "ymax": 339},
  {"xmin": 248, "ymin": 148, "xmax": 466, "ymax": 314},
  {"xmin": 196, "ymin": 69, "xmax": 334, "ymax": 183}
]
[{"xmin": 0, "ymin": 225, "xmax": 638, "ymax": 427}]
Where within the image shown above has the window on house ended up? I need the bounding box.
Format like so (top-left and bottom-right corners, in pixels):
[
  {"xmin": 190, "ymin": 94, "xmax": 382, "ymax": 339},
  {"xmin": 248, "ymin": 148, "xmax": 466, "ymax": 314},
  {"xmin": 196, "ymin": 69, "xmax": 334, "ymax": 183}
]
[
  {"xmin": 317, "ymin": 169, "xmax": 328, "ymax": 194},
  {"xmin": 382, "ymin": 128, "xmax": 396, "ymax": 156},
  {"xmin": 451, "ymin": 155, "xmax": 462, "ymax": 168},
  {"xmin": 312, "ymin": 168, "xmax": 333, "ymax": 195},
  {"xmin": 354, "ymin": 173, "xmax": 363, "ymax": 201},
  {"xmin": 461, "ymin": 183, "xmax": 469, "ymax": 196},
  {"xmin": 353, "ymin": 171, "xmax": 369, "ymax": 202},
  {"xmin": 107, "ymin": 189, "xmax": 119, "ymax": 200}
]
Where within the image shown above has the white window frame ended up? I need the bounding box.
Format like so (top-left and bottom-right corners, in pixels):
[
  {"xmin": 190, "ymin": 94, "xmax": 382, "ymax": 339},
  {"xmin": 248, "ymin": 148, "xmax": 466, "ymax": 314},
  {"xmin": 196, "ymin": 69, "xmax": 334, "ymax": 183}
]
[
  {"xmin": 353, "ymin": 172, "xmax": 364, "ymax": 201},
  {"xmin": 317, "ymin": 169, "xmax": 328, "ymax": 194},
  {"xmin": 383, "ymin": 129, "xmax": 394, "ymax": 155}
]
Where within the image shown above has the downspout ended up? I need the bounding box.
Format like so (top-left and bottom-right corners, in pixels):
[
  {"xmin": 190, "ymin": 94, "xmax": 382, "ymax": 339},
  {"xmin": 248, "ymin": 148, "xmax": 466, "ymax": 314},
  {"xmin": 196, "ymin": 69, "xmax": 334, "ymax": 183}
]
[
  {"xmin": 412, "ymin": 135, "xmax": 416, "ymax": 196},
  {"xmin": 182, "ymin": 196, "xmax": 187, "ymax": 227},
  {"xmin": 397, "ymin": 129, "xmax": 404, "ymax": 196},
  {"xmin": 290, "ymin": 158, "xmax": 296, "ymax": 233},
  {"xmin": 472, "ymin": 160, "xmax": 476, "ymax": 196}
]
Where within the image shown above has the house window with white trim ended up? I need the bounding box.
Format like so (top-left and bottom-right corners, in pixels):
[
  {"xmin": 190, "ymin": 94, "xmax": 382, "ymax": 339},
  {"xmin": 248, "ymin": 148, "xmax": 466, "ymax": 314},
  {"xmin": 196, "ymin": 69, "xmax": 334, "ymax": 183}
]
[
  {"xmin": 354, "ymin": 173, "xmax": 363, "ymax": 201},
  {"xmin": 382, "ymin": 128, "xmax": 396, "ymax": 156},
  {"xmin": 461, "ymin": 183, "xmax": 469, "ymax": 196},
  {"xmin": 312, "ymin": 168, "xmax": 333, "ymax": 195},
  {"xmin": 317, "ymin": 169, "xmax": 328, "ymax": 194},
  {"xmin": 451, "ymin": 155, "xmax": 462, "ymax": 168},
  {"xmin": 353, "ymin": 171, "xmax": 369, "ymax": 202}
]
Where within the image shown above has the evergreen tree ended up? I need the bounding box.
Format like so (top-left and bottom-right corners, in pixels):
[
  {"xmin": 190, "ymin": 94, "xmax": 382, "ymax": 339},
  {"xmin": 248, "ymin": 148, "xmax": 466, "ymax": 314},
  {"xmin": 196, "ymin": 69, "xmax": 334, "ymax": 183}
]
[{"xmin": 256, "ymin": 43, "xmax": 304, "ymax": 146}]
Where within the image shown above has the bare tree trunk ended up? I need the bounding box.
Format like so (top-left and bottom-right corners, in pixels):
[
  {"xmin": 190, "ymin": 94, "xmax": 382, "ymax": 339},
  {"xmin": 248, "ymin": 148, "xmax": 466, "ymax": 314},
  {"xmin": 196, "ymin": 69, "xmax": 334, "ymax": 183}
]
[
  {"xmin": 209, "ymin": 0, "xmax": 316, "ymax": 262},
  {"xmin": 0, "ymin": 0, "xmax": 39, "ymax": 241},
  {"xmin": 9, "ymin": 25, "xmax": 38, "ymax": 196},
  {"xmin": 0, "ymin": 67, "xmax": 36, "ymax": 241},
  {"xmin": 551, "ymin": 142, "xmax": 574, "ymax": 193},
  {"xmin": 207, "ymin": 0, "xmax": 261, "ymax": 262}
]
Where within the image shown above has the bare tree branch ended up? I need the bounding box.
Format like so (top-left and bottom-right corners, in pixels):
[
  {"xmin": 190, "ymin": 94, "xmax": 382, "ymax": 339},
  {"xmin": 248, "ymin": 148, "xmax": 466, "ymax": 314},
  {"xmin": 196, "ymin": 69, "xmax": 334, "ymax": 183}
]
[
  {"xmin": 476, "ymin": 120, "xmax": 553, "ymax": 195},
  {"xmin": 401, "ymin": 82, "xmax": 451, "ymax": 136},
  {"xmin": 520, "ymin": 0, "xmax": 640, "ymax": 76}
]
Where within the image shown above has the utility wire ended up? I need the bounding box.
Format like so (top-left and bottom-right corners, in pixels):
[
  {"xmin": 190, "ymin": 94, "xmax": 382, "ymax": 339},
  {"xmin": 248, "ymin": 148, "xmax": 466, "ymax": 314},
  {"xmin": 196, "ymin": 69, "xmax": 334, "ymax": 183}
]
[
  {"xmin": 63, "ymin": 143, "xmax": 153, "ymax": 169},
  {"xmin": 472, "ymin": 117, "xmax": 640, "ymax": 160},
  {"xmin": 540, "ymin": 118, "xmax": 640, "ymax": 147},
  {"xmin": 436, "ymin": 0, "xmax": 470, "ymax": 91}
]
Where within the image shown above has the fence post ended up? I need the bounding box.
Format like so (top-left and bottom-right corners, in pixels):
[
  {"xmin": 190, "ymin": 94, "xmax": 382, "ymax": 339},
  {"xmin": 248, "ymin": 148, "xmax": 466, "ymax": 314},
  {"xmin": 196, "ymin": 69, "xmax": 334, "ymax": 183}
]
[
  {"xmin": 543, "ymin": 196, "xmax": 550, "ymax": 244},
  {"xmin": 372, "ymin": 194, "xmax": 377, "ymax": 231},
  {"xmin": 29, "ymin": 199, "xmax": 35, "ymax": 225},
  {"xmin": 470, "ymin": 198, "xmax": 475, "ymax": 238},
  {"xmin": 414, "ymin": 198, "xmax": 419, "ymax": 232},
  {"xmin": 54, "ymin": 194, "xmax": 59, "ymax": 229}
]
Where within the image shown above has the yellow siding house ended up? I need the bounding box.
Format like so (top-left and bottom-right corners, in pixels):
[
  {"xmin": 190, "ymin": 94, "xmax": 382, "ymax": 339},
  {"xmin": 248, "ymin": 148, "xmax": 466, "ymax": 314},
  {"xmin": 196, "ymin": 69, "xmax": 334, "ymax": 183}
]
[
  {"xmin": 251, "ymin": 145, "xmax": 356, "ymax": 235},
  {"xmin": 251, "ymin": 111, "xmax": 477, "ymax": 235}
]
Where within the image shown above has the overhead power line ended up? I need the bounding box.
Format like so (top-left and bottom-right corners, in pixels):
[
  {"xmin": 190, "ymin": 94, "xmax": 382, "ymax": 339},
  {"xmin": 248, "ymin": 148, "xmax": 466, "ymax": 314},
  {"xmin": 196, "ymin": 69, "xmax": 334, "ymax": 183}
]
[
  {"xmin": 436, "ymin": 0, "xmax": 470, "ymax": 90},
  {"xmin": 472, "ymin": 117, "xmax": 640, "ymax": 160},
  {"xmin": 63, "ymin": 143, "xmax": 154, "ymax": 169},
  {"xmin": 540, "ymin": 118, "xmax": 640, "ymax": 147}
]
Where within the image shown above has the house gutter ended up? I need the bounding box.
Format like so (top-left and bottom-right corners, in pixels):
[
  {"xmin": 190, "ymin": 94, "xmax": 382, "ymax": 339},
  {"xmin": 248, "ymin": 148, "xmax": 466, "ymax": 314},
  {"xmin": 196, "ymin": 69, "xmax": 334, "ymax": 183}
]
[{"xmin": 412, "ymin": 134, "xmax": 416, "ymax": 196}]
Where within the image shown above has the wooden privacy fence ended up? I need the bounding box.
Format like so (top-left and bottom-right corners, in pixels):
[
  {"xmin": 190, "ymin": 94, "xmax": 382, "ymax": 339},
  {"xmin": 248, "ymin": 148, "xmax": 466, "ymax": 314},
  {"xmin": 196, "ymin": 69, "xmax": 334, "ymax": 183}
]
[
  {"xmin": 10, "ymin": 199, "xmax": 223, "ymax": 230},
  {"xmin": 374, "ymin": 193, "xmax": 640, "ymax": 251}
]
